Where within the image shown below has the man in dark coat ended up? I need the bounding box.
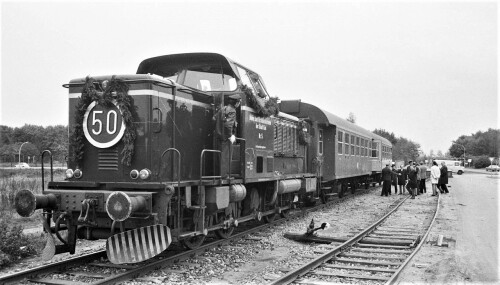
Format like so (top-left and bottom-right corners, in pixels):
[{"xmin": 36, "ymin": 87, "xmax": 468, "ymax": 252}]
[
  {"xmin": 391, "ymin": 165, "xmax": 398, "ymax": 194},
  {"xmin": 438, "ymin": 162, "xmax": 449, "ymax": 193},
  {"xmin": 407, "ymin": 162, "xmax": 418, "ymax": 199},
  {"xmin": 381, "ymin": 164, "xmax": 392, "ymax": 196}
]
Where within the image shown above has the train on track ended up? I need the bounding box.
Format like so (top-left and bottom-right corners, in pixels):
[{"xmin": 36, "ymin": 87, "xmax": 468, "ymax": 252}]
[{"xmin": 15, "ymin": 53, "xmax": 392, "ymax": 264}]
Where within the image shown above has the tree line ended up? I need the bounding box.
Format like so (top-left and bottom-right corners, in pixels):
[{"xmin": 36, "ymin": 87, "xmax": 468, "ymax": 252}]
[
  {"xmin": 448, "ymin": 128, "xmax": 500, "ymax": 167},
  {"xmin": 0, "ymin": 125, "xmax": 68, "ymax": 164},
  {"xmin": 374, "ymin": 127, "xmax": 499, "ymax": 168}
]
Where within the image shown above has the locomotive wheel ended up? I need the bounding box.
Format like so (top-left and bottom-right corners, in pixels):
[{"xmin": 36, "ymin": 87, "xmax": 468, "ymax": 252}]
[
  {"xmin": 180, "ymin": 235, "xmax": 206, "ymax": 250},
  {"xmin": 338, "ymin": 183, "xmax": 345, "ymax": 198},
  {"xmin": 215, "ymin": 226, "xmax": 234, "ymax": 239},
  {"xmin": 214, "ymin": 213, "xmax": 235, "ymax": 239},
  {"xmin": 280, "ymin": 209, "xmax": 289, "ymax": 218},
  {"xmin": 350, "ymin": 182, "xmax": 356, "ymax": 194},
  {"xmin": 263, "ymin": 213, "xmax": 276, "ymax": 223},
  {"xmin": 243, "ymin": 188, "xmax": 260, "ymax": 216}
]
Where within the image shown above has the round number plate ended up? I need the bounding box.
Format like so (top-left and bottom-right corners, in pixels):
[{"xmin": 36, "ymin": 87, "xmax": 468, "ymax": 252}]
[{"xmin": 83, "ymin": 101, "xmax": 126, "ymax": 148}]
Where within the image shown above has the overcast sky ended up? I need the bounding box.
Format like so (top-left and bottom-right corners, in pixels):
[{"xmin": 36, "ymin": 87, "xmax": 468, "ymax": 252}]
[{"xmin": 1, "ymin": 0, "xmax": 497, "ymax": 155}]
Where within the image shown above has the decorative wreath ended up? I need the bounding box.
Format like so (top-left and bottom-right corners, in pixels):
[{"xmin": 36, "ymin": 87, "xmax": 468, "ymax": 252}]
[
  {"xmin": 71, "ymin": 76, "xmax": 137, "ymax": 166},
  {"xmin": 241, "ymin": 85, "xmax": 279, "ymax": 117},
  {"xmin": 298, "ymin": 120, "xmax": 311, "ymax": 145}
]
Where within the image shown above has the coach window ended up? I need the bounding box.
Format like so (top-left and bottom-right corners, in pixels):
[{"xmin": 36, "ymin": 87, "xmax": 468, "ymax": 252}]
[
  {"xmin": 361, "ymin": 138, "xmax": 365, "ymax": 156},
  {"xmin": 345, "ymin": 133, "xmax": 350, "ymax": 155},
  {"xmin": 350, "ymin": 135, "xmax": 355, "ymax": 156},
  {"xmin": 318, "ymin": 129, "xmax": 324, "ymax": 155},
  {"xmin": 338, "ymin": 131, "xmax": 343, "ymax": 154},
  {"xmin": 355, "ymin": 137, "xmax": 360, "ymax": 155},
  {"xmin": 372, "ymin": 142, "xmax": 378, "ymax": 158}
]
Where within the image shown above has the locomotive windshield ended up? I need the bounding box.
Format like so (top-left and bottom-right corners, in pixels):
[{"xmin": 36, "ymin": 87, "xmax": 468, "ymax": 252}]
[{"xmin": 137, "ymin": 53, "xmax": 238, "ymax": 92}]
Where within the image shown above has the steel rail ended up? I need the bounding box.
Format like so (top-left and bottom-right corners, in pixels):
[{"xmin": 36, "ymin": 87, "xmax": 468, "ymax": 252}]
[
  {"xmin": 0, "ymin": 251, "xmax": 106, "ymax": 285},
  {"xmin": 386, "ymin": 193, "xmax": 442, "ymax": 284},
  {"xmin": 269, "ymin": 196, "xmax": 410, "ymax": 285}
]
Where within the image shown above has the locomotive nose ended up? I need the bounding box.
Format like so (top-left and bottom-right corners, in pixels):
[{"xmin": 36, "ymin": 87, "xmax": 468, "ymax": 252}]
[{"xmin": 105, "ymin": 191, "xmax": 147, "ymax": 222}]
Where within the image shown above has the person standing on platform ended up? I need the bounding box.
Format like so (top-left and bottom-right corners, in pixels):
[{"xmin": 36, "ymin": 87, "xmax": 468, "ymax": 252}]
[
  {"xmin": 381, "ymin": 164, "xmax": 392, "ymax": 196},
  {"xmin": 397, "ymin": 165, "xmax": 407, "ymax": 195},
  {"xmin": 419, "ymin": 161, "xmax": 428, "ymax": 193},
  {"xmin": 407, "ymin": 162, "xmax": 418, "ymax": 199},
  {"xmin": 438, "ymin": 161, "xmax": 449, "ymax": 193},
  {"xmin": 391, "ymin": 164, "xmax": 398, "ymax": 195},
  {"xmin": 430, "ymin": 161, "xmax": 440, "ymax": 196},
  {"xmin": 415, "ymin": 162, "xmax": 421, "ymax": 195}
]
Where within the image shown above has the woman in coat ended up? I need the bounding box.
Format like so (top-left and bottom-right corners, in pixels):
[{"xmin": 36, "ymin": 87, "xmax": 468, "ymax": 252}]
[
  {"xmin": 438, "ymin": 162, "xmax": 449, "ymax": 193},
  {"xmin": 430, "ymin": 161, "xmax": 441, "ymax": 196},
  {"xmin": 397, "ymin": 165, "xmax": 407, "ymax": 195},
  {"xmin": 407, "ymin": 163, "xmax": 418, "ymax": 199}
]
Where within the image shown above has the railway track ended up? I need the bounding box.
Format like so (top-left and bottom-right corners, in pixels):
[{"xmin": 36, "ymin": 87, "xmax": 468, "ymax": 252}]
[
  {"xmin": 0, "ymin": 184, "xmax": 381, "ymax": 285},
  {"xmin": 268, "ymin": 193, "xmax": 441, "ymax": 285}
]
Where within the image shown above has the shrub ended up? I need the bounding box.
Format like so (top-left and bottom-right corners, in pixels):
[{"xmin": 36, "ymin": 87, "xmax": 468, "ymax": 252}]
[
  {"xmin": 0, "ymin": 219, "xmax": 39, "ymax": 267},
  {"xmin": 472, "ymin": 156, "xmax": 492, "ymax": 169}
]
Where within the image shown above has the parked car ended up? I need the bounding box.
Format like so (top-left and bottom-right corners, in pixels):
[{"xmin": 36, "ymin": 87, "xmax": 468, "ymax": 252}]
[
  {"xmin": 486, "ymin": 165, "xmax": 500, "ymax": 172},
  {"xmin": 434, "ymin": 160, "xmax": 465, "ymax": 175},
  {"xmin": 15, "ymin": 162, "xmax": 30, "ymax": 169}
]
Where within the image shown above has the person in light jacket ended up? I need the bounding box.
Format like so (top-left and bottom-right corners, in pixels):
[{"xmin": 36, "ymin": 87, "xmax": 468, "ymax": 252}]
[{"xmin": 430, "ymin": 161, "xmax": 441, "ymax": 196}]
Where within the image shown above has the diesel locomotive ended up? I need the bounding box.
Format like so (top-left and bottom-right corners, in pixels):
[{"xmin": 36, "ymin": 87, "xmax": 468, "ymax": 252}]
[{"xmin": 15, "ymin": 53, "xmax": 392, "ymax": 264}]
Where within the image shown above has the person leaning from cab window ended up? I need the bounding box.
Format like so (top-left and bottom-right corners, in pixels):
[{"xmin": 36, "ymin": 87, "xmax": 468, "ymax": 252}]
[{"xmin": 213, "ymin": 94, "xmax": 241, "ymax": 179}]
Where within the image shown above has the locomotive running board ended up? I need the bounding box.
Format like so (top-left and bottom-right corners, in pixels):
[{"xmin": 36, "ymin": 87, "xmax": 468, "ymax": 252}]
[{"xmin": 106, "ymin": 224, "xmax": 171, "ymax": 264}]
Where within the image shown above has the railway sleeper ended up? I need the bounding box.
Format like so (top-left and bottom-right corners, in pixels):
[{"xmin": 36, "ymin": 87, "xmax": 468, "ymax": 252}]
[
  {"xmin": 323, "ymin": 263, "xmax": 397, "ymax": 273},
  {"xmin": 333, "ymin": 257, "xmax": 401, "ymax": 267},
  {"xmin": 339, "ymin": 252, "xmax": 407, "ymax": 260},
  {"xmin": 312, "ymin": 270, "xmax": 390, "ymax": 281},
  {"xmin": 349, "ymin": 247, "xmax": 411, "ymax": 255}
]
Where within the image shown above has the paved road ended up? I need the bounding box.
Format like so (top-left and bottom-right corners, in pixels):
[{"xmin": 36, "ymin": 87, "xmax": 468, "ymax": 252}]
[{"xmin": 451, "ymin": 171, "xmax": 499, "ymax": 281}]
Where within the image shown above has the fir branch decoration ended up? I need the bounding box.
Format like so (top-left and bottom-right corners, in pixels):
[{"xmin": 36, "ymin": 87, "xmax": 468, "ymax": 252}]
[
  {"xmin": 70, "ymin": 76, "xmax": 137, "ymax": 167},
  {"xmin": 242, "ymin": 85, "xmax": 279, "ymax": 117}
]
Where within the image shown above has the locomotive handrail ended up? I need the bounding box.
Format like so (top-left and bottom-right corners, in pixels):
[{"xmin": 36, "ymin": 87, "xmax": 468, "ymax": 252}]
[
  {"xmin": 161, "ymin": 148, "xmax": 182, "ymax": 230},
  {"xmin": 228, "ymin": 137, "xmax": 246, "ymax": 185},
  {"xmin": 199, "ymin": 149, "xmax": 222, "ymax": 185},
  {"xmin": 41, "ymin": 150, "xmax": 54, "ymax": 194}
]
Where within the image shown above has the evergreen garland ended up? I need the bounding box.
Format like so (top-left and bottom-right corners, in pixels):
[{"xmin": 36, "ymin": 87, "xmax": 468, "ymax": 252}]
[
  {"xmin": 70, "ymin": 76, "xmax": 137, "ymax": 167},
  {"xmin": 241, "ymin": 85, "xmax": 280, "ymax": 117}
]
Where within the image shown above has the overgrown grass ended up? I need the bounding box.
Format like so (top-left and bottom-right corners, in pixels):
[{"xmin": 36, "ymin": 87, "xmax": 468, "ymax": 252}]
[{"xmin": 0, "ymin": 169, "xmax": 65, "ymax": 267}]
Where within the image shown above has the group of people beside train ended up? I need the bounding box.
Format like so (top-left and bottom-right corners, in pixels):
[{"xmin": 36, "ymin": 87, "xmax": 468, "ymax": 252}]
[{"xmin": 381, "ymin": 160, "xmax": 449, "ymax": 199}]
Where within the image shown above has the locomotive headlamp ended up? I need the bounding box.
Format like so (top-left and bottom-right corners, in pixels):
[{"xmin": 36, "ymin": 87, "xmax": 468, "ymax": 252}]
[
  {"xmin": 130, "ymin": 169, "xmax": 139, "ymax": 179},
  {"xmin": 65, "ymin": 169, "xmax": 74, "ymax": 179},
  {"xmin": 139, "ymin": 169, "xmax": 151, "ymax": 180},
  {"xmin": 73, "ymin": 169, "xmax": 82, "ymax": 179}
]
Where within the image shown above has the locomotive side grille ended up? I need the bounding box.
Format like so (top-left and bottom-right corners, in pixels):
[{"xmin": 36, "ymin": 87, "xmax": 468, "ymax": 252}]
[{"xmin": 98, "ymin": 148, "xmax": 119, "ymax": 170}]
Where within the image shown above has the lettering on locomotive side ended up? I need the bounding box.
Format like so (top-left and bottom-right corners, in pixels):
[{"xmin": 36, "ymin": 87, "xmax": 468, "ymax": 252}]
[
  {"xmin": 249, "ymin": 114, "xmax": 272, "ymax": 125},
  {"xmin": 256, "ymin": 123, "xmax": 267, "ymax": 131}
]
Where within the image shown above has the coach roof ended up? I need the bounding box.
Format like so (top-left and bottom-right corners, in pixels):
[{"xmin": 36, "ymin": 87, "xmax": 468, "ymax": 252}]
[{"xmin": 280, "ymin": 100, "xmax": 392, "ymax": 146}]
